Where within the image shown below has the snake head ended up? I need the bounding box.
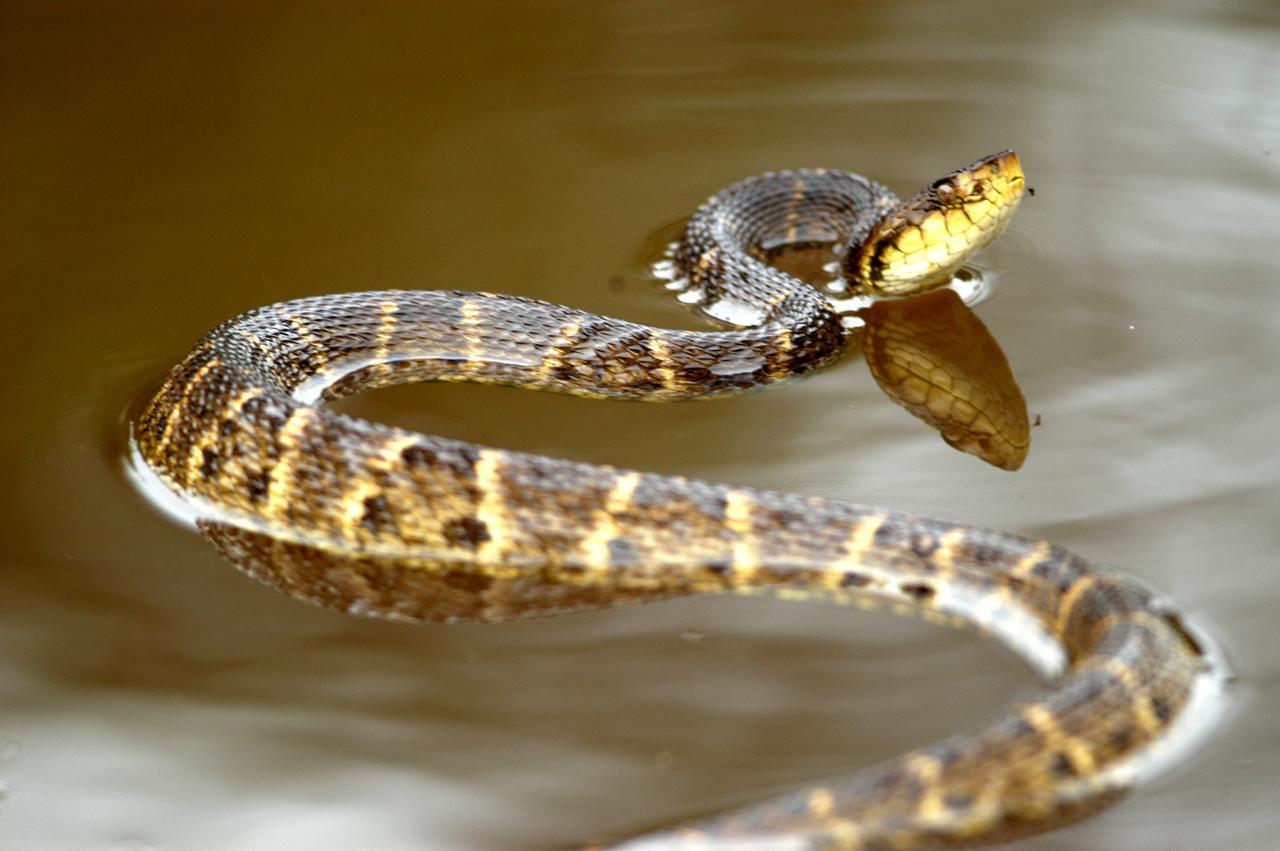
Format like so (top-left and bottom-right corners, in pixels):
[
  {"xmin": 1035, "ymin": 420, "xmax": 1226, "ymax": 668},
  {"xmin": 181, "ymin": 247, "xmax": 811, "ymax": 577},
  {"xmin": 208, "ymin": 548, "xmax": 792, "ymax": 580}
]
[{"xmin": 846, "ymin": 150, "xmax": 1027, "ymax": 296}]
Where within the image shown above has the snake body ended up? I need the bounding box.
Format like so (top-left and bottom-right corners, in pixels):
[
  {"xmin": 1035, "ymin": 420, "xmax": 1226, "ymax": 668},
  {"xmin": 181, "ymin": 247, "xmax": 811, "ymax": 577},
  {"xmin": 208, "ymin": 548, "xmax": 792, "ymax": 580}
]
[{"xmin": 131, "ymin": 152, "xmax": 1221, "ymax": 849}]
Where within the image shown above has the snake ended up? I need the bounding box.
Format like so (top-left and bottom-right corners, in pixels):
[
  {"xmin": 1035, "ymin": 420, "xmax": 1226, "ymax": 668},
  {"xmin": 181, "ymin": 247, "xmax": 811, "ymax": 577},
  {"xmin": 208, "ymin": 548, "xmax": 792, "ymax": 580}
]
[{"xmin": 129, "ymin": 151, "xmax": 1224, "ymax": 850}]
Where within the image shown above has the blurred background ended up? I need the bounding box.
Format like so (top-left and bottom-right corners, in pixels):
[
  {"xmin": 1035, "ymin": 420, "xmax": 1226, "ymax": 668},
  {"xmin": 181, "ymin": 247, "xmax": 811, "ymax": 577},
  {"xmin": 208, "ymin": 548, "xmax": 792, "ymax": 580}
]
[{"xmin": 2, "ymin": 1, "xmax": 1277, "ymax": 849}]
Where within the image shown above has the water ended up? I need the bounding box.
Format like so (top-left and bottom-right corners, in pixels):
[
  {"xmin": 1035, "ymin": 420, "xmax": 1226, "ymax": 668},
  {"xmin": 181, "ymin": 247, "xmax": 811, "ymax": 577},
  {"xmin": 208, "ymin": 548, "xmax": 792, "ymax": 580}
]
[{"xmin": 3, "ymin": 1, "xmax": 1278, "ymax": 849}]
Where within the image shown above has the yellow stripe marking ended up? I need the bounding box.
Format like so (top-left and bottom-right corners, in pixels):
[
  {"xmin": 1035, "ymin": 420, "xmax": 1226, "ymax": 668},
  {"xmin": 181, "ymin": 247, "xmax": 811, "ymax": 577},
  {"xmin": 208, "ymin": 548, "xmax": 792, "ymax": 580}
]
[
  {"xmin": 184, "ymin": 385, "xmax": 265, "ymax": 480},
  {"xmin": 930, "ymin": 527, "xmax": 970, "ymax": 571},
  {"xmin": 601, "ymin": 476, "xmax": 636, "ymax": 515},
  {"xmin": 339, "ymin": 478, "xmax": 384, "ymax": 538},
  {"xmin": 334, "ymin": 433, "xmax": 423, "ymax": 542},
  {"xmin": 825, "ymin": 818, "xmax": 863, "ymax": 849},
  {"xmin": 785, "ymin": 178, "xmax": 806, "ymax": 226},
  {"xmin": 769, "ymin": 327, "xmax": 796, "ymax": 380},
  {"xmin": 459, "ymin": 297, "xmax": 486, "ymax": 375},
  {"xmin": 1021, "ymin": 702, "xmax": 1097, "ymax": 776},
  {"xmin": 578, "ymin": 472, "xmax": 643, "ymax": 574},
  {"xmin": 534, "ymin": 316, "xmax": 585, "ymax": 382},
  {"xmin": 829, "ymin": 513, "xmax": 886, "ymax": 580},
  {"xmin": 949, "ymin": 781, "xmax": 1006, "ymax": 838},
  {"xmin": 373, "ymin": 299, "xmax": 400, "ymax": 361},
  {"xmin": 724, "ymin": 489, "xmax": 759, "ymax": 578},
  {"xmin": 472, "ymin": 448, "xmax": 519, "ymax": 574},
  {"xmin": 264, "ymin": 407, "xmax": 317, "ymax": 521},
  {"xmin": 276, "ymin": 305, "xmax": 329, "ymax": 364},
  {"xmin": 1010, "ymin": 541, "xmax": 1052, "ymax": 579},
  {"xmin": 1054, "ymin": 574, "xmax": 1099, "ymax": 633},
  {"xmin": 1102, "ymin": 654, "xmax": 1141, "ymax": 690},
  {"xmin": 1134, "ymin": 694, "xmax": 1165, "ymax": 736},
  {"xmin": 807, "ymin": 787, "xmax": 835, "ymax": 819},
  {"xmin": 1092, "ymin": 628, "xmax": 1164, "ymax": 735},
  {"xmin": 694, "ymin": 246, "xmax": 719, "ymax": 283},
  {"xmin": 761, "ymin": 286, "xmax": 793, "ymax": 319},
  {"xmin": 907, "ymin": 753, "xmax": 948, "ymax": 825},
  {"xmin": 154, "ymin": 357, "xmax": 222, "ymax": 457},
  {"xmin": 1100, "ymin": 653, "xmax": 1163, "ymax": 737},
  {"xmin": 236, "ymin": 329, "xmax": 275, "ymax": 372},
  {"xmin": 645, "ymin": 332, "xmax": 678, "ymax": 390}
]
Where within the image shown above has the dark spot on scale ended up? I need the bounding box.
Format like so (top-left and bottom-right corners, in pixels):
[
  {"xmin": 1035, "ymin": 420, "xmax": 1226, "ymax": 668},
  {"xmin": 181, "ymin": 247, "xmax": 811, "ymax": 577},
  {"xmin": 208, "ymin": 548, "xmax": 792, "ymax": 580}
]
[
  {"xmin": 678, "ymin": 365, "xmax": 714, "ymax": 383},
  {"xmin": 770, "ymin": 508, "xmax": 805, "ymax": 528},
  {"xmin": 1150, "ymin": 696, "xmax": 1173, "ymax": 724},
  {"xmin": 401, "ymin": 442, "xmax": 480, "ymax": 478},
  {"xmin": 873, "ymin": 520, "xmax": 906, "ymax": 549},
  {"xmin": 240, "ymin": 395, "xmax": 284, "ymax": 429},
  {"xmin": 617, "ymin": 328, "xmax": 655, "ymax": 357},
  {"xmin": 944, "ymin": 793, "xmax": 973, "ymax": 811},
  {"xmin": 185, "ymin": 385, "xmax": 220, "ymax": 422},
  {"xmin": 900, "ymin": 582, "xmax": 935, "ymax": 601},
  {"xmin": 1072, "ymin": 673, "xmax": 1107, "ymax": 707},
  {"xmin": 705, "ymin": 559, "xmax": 733, "ymax": 576},
  {"xmin": 1007, "ymin": 717, "xmax": 1037, "ymax": 740},
  {"xmin": 934, "ymin": 745, "xmax": 963, "ymax": 769},
  {"xmin": 552, "ymin": 363, "xmax": 579, "ymax": 383},
  {"xmin": 1050, "ymin": 752, "xmax": 1077, "ymax": 778},
  {"xmin": 908, "ymin": 532, "xmax": 938, "ymax": 559},
  {"xmin": 443, "ymin": 517, "xmax": 491, "ymax": 547},
  {"xmin": 1031, "ymin": 551, "xmax": 1090, "ymax": 588},
  {"xmin": 1027, "ymin": 186, "xmax": 1037, "ymax": 196},
  {"xmin": 442, "ymin": 570, "xmax": 492, "ymax": 594},
  {"xmin": 1110, "ymin": 726, "xmax": 1133, "ymax": 752},
  {"xmin": 400, "ymin": 443, "xmax": 433, "ymax": 465},
  {"xmin": 607, "ymin": 537, "xmax": 639, "ymax": 565},
  {"xmin": 1032, "ymin": 560, "xmax": 1056, "ymax": 580},
  {"xmin": 245, "ymin": 469, "xmax": 270, "ymax": 502},
  {"xmin": 360, "ymin": 494, "xmax": 396, "ymax": 535},
  {"xmin": 295, "ymin": 350, "xmax": 323, "ymax": 378},
  {"xmin": 840, "ymin": 571, "xmax": 871, "ymax": 589},
  {"xmin": 1002, "ymin": 574, "xmax": 1028, "ymax": 594},
  {"xmin": 965, "ymin": 541, "xmax": 1002, "ymax": 567},
  {"xmin": 199, "ymin": 447, "xmax": 220, "ymax": 478}
]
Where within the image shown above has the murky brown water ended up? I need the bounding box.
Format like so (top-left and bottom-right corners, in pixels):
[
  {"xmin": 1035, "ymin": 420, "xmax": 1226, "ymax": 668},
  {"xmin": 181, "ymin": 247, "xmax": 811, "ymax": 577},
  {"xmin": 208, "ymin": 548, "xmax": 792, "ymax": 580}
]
[{"xmin": 4, "ymin": 1, "xmax": 1278, "ymax": 849}]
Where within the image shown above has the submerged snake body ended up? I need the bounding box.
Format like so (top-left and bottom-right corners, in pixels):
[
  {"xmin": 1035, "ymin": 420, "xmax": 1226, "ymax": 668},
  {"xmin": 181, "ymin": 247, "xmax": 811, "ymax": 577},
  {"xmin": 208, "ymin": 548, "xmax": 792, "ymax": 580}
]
[{"xmin": 133, "ymin": 153, "xmax": 1219, "ymax": 849}]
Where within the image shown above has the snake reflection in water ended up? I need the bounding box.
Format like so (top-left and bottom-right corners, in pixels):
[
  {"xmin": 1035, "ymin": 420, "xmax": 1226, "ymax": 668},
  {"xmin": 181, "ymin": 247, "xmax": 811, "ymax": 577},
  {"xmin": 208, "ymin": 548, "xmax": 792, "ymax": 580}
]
[{"xmin": 129, "ymin": 151, "xmax": 1225, "ymax": 850}]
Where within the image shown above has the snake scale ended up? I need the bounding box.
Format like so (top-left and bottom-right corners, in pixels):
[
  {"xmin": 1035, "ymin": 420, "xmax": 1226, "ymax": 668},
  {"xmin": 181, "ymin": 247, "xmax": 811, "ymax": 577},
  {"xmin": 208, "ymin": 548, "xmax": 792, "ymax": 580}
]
[{"xmin": 131, "ymin": 152, "xmax": 1223, "ymax": 849}]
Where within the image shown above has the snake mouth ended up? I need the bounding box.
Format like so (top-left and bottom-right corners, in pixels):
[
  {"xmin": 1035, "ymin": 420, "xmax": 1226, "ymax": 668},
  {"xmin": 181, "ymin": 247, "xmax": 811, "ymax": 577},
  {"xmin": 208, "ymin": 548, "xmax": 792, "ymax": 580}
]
[{"xmin": 847, "ymin": 149, "xmax": 1027, "ymax": 296}]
